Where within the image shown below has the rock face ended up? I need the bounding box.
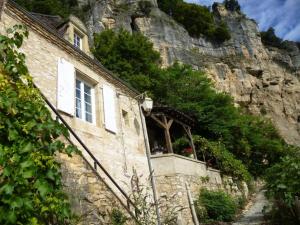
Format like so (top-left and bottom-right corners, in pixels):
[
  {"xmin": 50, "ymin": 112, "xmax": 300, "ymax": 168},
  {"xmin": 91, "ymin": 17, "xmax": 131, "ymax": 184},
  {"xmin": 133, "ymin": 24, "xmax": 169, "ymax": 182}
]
[{"xmin": 85, "ymin": 0, "xmax": 300, "ymax": 146}]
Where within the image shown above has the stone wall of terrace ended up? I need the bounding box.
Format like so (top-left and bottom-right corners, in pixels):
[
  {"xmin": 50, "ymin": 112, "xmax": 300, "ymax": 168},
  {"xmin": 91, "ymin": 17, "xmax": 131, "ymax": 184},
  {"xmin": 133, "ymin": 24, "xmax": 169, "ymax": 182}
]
[{"xmin": 151, "ymin": 154, "xmax": 248, "ymax": 225}]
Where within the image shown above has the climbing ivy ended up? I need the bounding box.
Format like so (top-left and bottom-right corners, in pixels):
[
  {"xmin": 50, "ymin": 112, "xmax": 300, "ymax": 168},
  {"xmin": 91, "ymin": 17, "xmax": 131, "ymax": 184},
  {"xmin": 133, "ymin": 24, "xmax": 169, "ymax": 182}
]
[{"xmin": 0, "ymin": 25, "xmax": 78, "ymax": 224}]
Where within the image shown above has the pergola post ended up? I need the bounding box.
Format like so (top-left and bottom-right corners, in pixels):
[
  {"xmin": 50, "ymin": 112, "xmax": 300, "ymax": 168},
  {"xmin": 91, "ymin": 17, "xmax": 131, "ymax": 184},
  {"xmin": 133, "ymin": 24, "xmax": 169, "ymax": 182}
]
[
  {"xmin": 162, "ymin": 115, "xmax": 173, "ymax": 153},
  {"xmin": 150, "ymin": 115, "xmax": 174, "ymax": 154},
  {"xmin": 183, "ymin": 126, "xmax": 197, "ymax": 160}
]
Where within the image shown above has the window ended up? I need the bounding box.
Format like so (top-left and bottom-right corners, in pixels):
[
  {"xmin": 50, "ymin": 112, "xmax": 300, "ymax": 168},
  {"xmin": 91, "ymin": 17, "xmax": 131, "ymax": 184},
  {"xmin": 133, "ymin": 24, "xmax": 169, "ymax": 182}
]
[
  {"xmin": 75, "ymin": 79, "xmax": 94, "ymax": 123},
  {"xmin": 74, "ymin": 32, "xmax": 82, "ymax": 49}
]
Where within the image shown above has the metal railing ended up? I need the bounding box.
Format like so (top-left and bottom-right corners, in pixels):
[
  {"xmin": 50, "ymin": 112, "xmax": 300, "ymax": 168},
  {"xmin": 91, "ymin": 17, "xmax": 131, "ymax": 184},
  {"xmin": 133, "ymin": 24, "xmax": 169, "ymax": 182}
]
[{"xmin": 34, "ymin": 84, "xmax": 140, "ymax": 221}]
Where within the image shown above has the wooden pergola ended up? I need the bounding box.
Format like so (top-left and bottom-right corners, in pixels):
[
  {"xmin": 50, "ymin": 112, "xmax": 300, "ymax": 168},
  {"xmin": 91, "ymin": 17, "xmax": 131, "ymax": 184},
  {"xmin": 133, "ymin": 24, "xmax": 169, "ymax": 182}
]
[{"xmin": 147, "ymin": 106, "xmax": 197, "ymax": 159}]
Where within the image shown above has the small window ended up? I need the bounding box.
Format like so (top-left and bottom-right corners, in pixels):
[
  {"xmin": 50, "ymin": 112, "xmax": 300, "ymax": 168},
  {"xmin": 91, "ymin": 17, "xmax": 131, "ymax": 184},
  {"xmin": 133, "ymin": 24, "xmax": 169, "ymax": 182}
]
[
  {"xmin": 122, "ymin": 110, "xmax": 129, "ymax": 126},
  {"xmin": 75, "ymin": 79, "xmax": 94, "ymax": 123},
  {"xmin": 74, "ymin": 32, "xmax": 82, "ymax": 49}
]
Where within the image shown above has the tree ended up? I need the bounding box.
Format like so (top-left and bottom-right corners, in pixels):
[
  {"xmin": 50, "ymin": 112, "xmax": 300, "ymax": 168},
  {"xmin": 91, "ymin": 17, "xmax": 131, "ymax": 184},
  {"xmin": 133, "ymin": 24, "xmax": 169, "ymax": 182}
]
[
  {"xmin": 260, "ymin": 27, "xmax": 282, "ymax": 48},
  {"xmin": 0, "ymin": 25, "xmax": 78, "ymax": 225},
  {"xmin": 93, "ymin": 29, "xmax": 161, "ymax": 92},
  {"xmin": 224, "ymin": 0, "xmax": 241, "ymax": 12}
]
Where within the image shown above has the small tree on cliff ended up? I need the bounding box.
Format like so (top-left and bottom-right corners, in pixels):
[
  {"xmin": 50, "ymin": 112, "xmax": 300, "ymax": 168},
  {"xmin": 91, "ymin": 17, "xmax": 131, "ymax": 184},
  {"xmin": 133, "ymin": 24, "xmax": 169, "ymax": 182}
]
[
  {"xmin": 0, "ymin": 25, "xmax": 78, "ymax": 224},
  {"xmin": 224, "ymin": 0, "xmax": 241, "ymax": 12}
]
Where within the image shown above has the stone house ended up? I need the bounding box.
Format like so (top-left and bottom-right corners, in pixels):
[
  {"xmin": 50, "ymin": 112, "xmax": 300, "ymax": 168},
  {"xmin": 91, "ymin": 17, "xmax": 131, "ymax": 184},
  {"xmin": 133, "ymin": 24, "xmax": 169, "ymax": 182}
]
[
  {"xmin": 0, "ymin": 1, "xmax": 248, "ymax": 224},
  {"xmin": 0, "ymin": 0, "xmax": 152, "ymax": 223}
]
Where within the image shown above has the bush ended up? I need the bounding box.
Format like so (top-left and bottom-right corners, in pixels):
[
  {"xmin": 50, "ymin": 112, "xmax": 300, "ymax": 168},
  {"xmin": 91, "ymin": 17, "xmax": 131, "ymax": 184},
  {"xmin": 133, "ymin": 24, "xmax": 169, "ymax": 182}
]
[
  {"xmin": 109, "ymin": 208, "xmax": 128, "ymax": 225},
  {"xmin": 157, "ymin": 0, "xmax": 231, "ymax": 42},
  {"xmin": 193, "ymin": 136, "xmax": 251, "ymax": 181},
  {"xmin": 172, "ymin": 137, "xmax": 190, "ymax": 155},
  {"xmin": 197, "ymin": 189, "xmax": 237, "ymax": 222}
]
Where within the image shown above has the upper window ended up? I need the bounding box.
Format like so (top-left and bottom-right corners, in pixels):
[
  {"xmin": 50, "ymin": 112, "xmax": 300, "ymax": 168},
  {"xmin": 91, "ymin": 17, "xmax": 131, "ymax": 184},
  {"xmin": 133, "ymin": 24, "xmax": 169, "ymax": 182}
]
[
  {"xmin": 74, "ymin": 32, "xmax": 82, "ymax": 49},
  {"xmin": 75, "ymin": 79, "xmax": 94, "ymax": 123}
]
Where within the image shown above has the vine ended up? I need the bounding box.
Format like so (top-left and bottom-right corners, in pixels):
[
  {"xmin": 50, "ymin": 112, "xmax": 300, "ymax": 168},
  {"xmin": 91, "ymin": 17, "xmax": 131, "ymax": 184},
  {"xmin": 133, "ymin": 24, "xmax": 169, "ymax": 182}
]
[{"xmin": 0, "ymin": 25, "xmax": 79, "ymax": 224}]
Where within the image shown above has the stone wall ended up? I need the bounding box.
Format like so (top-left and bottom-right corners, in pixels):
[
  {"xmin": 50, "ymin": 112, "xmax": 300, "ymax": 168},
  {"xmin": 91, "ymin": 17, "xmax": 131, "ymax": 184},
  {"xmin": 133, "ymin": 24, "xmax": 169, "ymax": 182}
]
[
  {"xmin": 151, "ymin": 154, "xmax": 248, "ymax": 225},
  {"xmin": 58, "ymin": 153, "xmax": 135, "ymax": 224}
]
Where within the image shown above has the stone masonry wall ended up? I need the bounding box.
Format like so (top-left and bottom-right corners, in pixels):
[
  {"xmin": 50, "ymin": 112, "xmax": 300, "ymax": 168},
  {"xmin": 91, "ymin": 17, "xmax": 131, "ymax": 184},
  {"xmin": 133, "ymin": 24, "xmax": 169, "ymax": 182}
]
[
  {"xmin": 58, "ymin": 153, "xmax": 135, "ymax": 224},
  {"xmin": 152, "ymin": 154, "xmax": 248, "ymax": 225}
]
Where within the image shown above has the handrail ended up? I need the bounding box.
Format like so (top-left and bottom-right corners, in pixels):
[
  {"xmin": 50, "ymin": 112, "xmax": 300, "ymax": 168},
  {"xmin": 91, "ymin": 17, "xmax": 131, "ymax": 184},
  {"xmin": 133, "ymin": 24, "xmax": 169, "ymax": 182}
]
[{"xmin": 33, "ymin": 84, "xmax": 140, "ymax": 218}]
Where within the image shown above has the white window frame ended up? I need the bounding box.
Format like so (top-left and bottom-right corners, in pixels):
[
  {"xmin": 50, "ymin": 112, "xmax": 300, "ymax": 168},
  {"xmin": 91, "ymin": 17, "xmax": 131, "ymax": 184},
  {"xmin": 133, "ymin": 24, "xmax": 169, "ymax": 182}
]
[
  {"xmin": 75, "ymin": 77, "xmax": 96, "ymax": 124},
  {"xmin": 74, "ymin": 32, "xmax": 82, "ymax": 50}
]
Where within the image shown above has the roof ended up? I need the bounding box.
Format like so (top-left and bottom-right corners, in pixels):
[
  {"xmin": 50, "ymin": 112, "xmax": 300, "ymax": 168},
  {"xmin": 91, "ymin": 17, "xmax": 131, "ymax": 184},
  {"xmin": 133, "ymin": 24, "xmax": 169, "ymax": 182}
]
[
  {"xmin": 150, "ymin": 105, "xmax": 196, "ymax": 127},
  {"xmin": 29, "ymin": 12, "xmax": 64, "ymax": 30},
  {"xmin": 6, "ymin": 0, "xmax": 140, "ymax": 97}
]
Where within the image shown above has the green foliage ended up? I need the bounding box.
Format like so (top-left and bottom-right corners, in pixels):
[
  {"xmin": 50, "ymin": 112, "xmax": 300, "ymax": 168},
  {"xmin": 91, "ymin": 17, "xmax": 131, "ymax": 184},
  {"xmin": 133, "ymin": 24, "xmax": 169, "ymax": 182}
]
[
  {"xmin": 224, "ymin": 0, "xmax": 241, "ymax": 12},
  {"xmin": 172, "ymin": 137, "xmax": 190, "ymax": 155},
  {"xmin": 157, "ymin": 0, "xmax": 231, "ymax": 42},
  {"xmin": 109, "ymin": 208, "xmax": 128, "ymax": 225},
  {"xmin": 264, "ymin": 155, "xmax": 300, "ymax": 224},
  {"xmin": 92, "ymin": 29, "xmax": 161, "ymax": 92},
  {"xmin": 260, "ymin": 27, "xmax": 283, "ymax": 48},
  {"xmin": 193, "ymin": 136, "xmax": 251, "ymax": 181},
  {"xmin": 138, "ymin": 1, "xmax": 153, "ymax": 16},
  {"xmin": 13, "ymin": 0, "xmax": 79, "ymax": 18},
  {"xmin": 196, "ymin": 189, "xmax": 237, "ymax": 222},
  {"xmin": 265, "ymin": 155, "xmax": 300, "ymax": 206},
  {"xmin": 0, "ymin": 25, "xmax": 78, "ymax": 224}
]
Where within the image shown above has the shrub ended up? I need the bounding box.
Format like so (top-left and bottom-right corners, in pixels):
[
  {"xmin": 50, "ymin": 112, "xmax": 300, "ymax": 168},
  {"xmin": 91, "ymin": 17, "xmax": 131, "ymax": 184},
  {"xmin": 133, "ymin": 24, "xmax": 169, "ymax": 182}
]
[
  {"xmin": 193, "ymin": 135, "xmax": 251, "ymax": 181},
  {"xmin": 110, "ymin": 208, "xmax": 128, "ymax": 225},
  {"xmin": 197, "ymin": 189, "xmax": 237, "ymax": 222},
  {"xmin": 172, "ymin": 137, "xmax": 190, "ymax": 155}
]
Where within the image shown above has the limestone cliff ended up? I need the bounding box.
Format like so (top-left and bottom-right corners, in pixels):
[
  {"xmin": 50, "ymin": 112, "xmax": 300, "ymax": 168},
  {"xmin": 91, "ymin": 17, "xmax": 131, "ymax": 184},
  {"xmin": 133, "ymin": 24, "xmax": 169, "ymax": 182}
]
[{"xmin": 85, "ymin": 0, "xmax": 300, "ymax": 146}]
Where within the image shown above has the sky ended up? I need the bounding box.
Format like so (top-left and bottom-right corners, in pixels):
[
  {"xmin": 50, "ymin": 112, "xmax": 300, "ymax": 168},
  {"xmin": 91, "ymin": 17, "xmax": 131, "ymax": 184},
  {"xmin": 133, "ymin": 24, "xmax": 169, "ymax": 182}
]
[{"xmin": 185, "ymin": 0, "xmax": 300, "ymax": 42}]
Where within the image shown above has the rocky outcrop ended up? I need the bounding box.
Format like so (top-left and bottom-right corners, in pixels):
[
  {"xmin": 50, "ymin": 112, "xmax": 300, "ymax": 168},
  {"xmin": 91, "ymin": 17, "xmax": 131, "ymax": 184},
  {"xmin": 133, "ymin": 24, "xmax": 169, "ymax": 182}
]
[{"xmin": 85, "ymin": 0, "xmax": 300, "ymax": 146}]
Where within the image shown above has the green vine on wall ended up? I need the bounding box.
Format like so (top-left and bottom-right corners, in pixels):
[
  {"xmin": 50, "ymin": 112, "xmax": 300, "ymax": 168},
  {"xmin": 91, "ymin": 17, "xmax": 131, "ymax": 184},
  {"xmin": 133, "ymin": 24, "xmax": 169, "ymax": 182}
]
[{"xmin": 0, "ymin": 25, "xmax": 79, "ymax": 224}]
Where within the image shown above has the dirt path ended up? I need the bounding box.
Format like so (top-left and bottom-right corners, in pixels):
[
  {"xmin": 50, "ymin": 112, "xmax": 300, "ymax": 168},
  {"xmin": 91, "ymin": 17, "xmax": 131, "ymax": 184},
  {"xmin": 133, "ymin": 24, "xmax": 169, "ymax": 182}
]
[{"xmin": 232, "ymin": 190, "xmax": 269, "ymax": 225}]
